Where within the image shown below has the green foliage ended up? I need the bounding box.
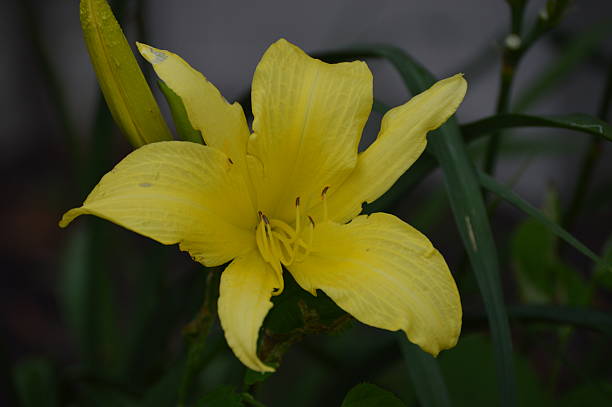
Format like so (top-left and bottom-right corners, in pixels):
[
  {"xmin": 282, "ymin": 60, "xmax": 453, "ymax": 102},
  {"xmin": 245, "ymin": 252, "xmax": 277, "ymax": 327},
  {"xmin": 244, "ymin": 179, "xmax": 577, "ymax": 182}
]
[
  {"xmin": 196, "ymin": 386, "xmax": 244, "ymax": 407},
  {"xmin": 462, "ymin": 113, "xmax": 612, "ymax": 142},
  {"xmin": 341, "ymin": 383, "xmax": 406, "ymax": 407},
  {"xmin": 158, "ymin": 80, "xmax": 204, "ymax": 144},
  {"xmin": 510, "ymin": 188, "xmax": 591, "ymax": 305},
  {"xmin": 19, "ymin": 0, "xmax": 612, "ymax": 406},
  {"xmin": 12, "ymin": 358, "xmax": 59, "ymax": 407},
  {"xmin": 594, "ymin": 234, "xmax": 612, "ymax": 291},
  {"xmin": 438, "ymin": 334, "xmax": 552, "ymax": 407},
  {"xmin": 400, "ymin": 340, "xmax": 450, "ymax": 407}
]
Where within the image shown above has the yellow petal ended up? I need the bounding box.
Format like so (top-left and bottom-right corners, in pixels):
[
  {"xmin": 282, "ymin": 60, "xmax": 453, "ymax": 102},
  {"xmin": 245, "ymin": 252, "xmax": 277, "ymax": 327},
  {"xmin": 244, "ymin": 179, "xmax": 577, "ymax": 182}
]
[
  {"xmin": 80, "ymin": 0, "xmax": 172, "ymax": 147},
  {"xmin": 137, "ymin": 43, "xmax": 250, "ymax": 166},
  {"xmin": 60, "ymin": 141, "xmax": 256, "ymax": 267},
  {"xmin": 288, "ymin": 213, "xmax": 462, "ymax": 355},
  {"xmin": 317, "ymin": 74, "xmax": 467, "ymax": 223},
  {"xmin": 249, "ymin": 39, "xmax": 373, "ymax": 222},
  {"xmin": 218, "ymin": 250, "xmax": 280, "ymax": 372}
]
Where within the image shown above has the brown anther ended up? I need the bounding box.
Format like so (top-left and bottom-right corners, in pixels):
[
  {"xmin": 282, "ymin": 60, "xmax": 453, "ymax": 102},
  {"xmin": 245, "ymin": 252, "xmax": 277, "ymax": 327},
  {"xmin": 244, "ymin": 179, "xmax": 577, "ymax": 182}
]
[
  {"xmin": 308, "ymin": 216, "xmax": 315, "ymax": 227},
  {"xmin": 262, "ymin": 214, "xmax": 270, "ymax": 225},
  {"xmin": 258, "ymin": 210, "xmax": 263, "ymax": 220},
  {"xmin": 228, "ymin": 157, "xmax": 234, "ymax": 164},
  {"xmin": 295, "ymin": 196, "xmax": 301, "ymax": 206},
  {"xmin": 321, "ymin": 186, "xmax": 330, "ymax": 198}
]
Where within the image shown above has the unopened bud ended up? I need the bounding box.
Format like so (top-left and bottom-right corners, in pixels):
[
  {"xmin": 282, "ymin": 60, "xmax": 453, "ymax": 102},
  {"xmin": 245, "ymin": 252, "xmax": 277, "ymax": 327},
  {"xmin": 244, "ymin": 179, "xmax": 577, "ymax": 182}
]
[{"xmin": 80, "ymin": 0, "xmax": 172, "ymax": 147}]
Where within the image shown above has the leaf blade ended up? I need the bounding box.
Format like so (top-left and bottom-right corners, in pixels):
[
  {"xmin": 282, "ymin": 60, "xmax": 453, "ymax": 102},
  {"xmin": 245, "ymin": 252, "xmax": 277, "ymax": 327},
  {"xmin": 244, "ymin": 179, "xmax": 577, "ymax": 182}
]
[
  {"xmin": 478, "ymin": 171, "xmax": 602, "ymax": 264},
  {"xmin": 462, "ymin": 113, "xmax": 612, "ymax": 142},
  {"xmin": 399, "ymin": 339, "xmax": 451, "ymax": 407}
]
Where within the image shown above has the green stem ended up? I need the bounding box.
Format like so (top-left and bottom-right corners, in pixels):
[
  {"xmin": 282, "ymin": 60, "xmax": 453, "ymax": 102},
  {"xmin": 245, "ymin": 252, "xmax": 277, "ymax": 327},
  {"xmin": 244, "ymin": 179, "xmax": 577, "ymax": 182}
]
[
  {"xmin": 563, "ymin": 57, "xmax": 612, "ymax": 229},
  {"xmin": 484, "ymin": 66, "xmax": 516, "ymax": 174},
  {"xmin": 178, "ymin": 269, "xmax": 221, "ymax": 405},
  {"xmin": 483, "ymin": 1, "xmax": 525, "ymax": 175}
]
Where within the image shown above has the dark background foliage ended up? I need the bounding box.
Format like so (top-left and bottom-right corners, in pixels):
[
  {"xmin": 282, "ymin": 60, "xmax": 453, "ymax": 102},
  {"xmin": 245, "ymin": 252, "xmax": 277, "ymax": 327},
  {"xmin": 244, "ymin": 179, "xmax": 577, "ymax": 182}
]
[{"xmin": 2, "ymin": 0, "xmax": 612, "ymax": 406}]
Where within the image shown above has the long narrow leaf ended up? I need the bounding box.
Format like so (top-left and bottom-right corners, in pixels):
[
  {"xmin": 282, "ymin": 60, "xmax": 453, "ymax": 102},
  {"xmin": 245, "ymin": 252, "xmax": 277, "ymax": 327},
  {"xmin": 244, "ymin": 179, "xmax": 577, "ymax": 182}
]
[
  {"xmin": 466, "ymin": 305, "xmax": 612, "ymax": 336},
  {"xmin": 318, "ymin": 45, "xmax": 517, "ymax": 407},
  {"xmin": 399, "ymin": 339, "xmax": 451, "ymax": 407},
  {"xmin": 462, "ymin": 113, "xmax": 612, "ymax": 142},
  {"xmin": 478, "ymin": 171, "xmax": 602, "ymax": 264}
]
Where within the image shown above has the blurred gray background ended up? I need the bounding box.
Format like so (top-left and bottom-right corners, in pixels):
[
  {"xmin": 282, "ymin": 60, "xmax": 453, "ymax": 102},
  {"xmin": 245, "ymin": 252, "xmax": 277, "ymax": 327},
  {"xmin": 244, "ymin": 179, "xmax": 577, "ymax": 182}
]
[{"xmin": 3, "ymin": 0, "xmax": 611, "ymax": 198}]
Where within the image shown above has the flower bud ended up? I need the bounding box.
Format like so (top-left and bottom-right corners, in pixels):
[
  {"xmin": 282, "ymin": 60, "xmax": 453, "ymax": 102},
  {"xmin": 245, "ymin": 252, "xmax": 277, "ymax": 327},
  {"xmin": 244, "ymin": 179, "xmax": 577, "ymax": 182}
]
[{"xmin": 80, "ymin": 0, "xmax": 172, "ymax": 147}]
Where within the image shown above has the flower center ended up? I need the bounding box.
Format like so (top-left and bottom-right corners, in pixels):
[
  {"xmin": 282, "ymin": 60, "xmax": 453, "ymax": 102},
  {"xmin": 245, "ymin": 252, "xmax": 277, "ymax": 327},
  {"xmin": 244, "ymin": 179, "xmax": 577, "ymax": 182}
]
[{"xmin": 255, "ymin": 197, "xmax": 315, "ymax": 270}]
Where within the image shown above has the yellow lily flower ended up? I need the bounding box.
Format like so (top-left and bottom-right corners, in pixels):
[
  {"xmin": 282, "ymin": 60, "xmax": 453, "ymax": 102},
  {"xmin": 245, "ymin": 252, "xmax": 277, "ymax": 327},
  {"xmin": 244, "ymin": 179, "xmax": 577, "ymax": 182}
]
[{"xmin": 60, "ymin": 39, "xmax": 467, "ymax": 373}]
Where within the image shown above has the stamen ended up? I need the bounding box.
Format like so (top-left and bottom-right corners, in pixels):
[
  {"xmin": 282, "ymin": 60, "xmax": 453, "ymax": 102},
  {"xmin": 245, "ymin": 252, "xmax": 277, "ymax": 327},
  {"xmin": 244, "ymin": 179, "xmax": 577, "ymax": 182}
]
[
  {"xmin": 255, "ymin": 209, "xmax": 315, "ymax": 268},
  {"xmin": 256, "ymin": 217, "xmax": 272, "ymax": 263},
  {"xmin": 294, "ymin": 197, "xmax": 301, "ymax": 239},
  {"xmin": 321, "ymin": 186, "xmax": 330, "ymax": 221}
]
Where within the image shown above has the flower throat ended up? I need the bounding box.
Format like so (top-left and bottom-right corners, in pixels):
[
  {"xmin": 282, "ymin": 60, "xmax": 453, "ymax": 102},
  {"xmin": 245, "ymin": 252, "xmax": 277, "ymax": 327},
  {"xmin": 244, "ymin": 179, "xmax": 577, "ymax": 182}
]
[{"xmin": 255, "ymin": 187, "xmax": 329, "ymax": 271}]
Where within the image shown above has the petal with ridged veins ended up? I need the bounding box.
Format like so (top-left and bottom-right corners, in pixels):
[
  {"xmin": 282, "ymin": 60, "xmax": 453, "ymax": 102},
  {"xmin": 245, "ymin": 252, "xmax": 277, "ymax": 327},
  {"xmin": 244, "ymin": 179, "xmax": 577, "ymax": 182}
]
[
  {"xmin": 314, "ymin": 74, "xmax": 467, "ymax": 223},
  {"xmin": 60, "ymin": 141, "xmax": 256, "ymax": 267},
  {"xmin": 288, "ymin": 213, "xmax": 462, "ymax": 356},
  {"xmin": 218, "ymin": 250, "xmax": 281, "ymax": 372},
  {"xmin": 249, "ymin": 39, "xmax": 373, "ymax": 222}
]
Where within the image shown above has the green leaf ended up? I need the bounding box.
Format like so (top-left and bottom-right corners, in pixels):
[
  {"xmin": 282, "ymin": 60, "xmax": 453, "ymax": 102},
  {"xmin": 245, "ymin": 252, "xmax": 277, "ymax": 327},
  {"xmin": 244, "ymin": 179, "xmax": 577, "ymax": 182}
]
[
  {"xmin": 318, "ymin": 44, "xmax": 517, "ymax": 407},
  {"xmin": 365, "ymin": 153, "xmax": 438, "ymax": 213},
  {"xmin": 158, "ymin": 80, "xmax": 203, "ymax": 144},
  {"xmin": 506, "ymin": 305, "xmax": 612, "ymax": 336},
  {"xmin": 58, "ymin": 220, "xmax": 121, "ymax": 377},
  {"xmin": 77, "ymin": 384, "xmax": 135, "ymax": 407},
  {"xmin": 594, "ymin": 234, "xmax": 612, "ymax": 291},
  {"xmin": 12, "ymin": 358, "xmax": 59, "ymax": 407},
  {"xmin": 511, "ymin": 219, "xmax": 591, "ymax": 306},
  {"xmin": 512, "ymin": 219, "xmax": 558, "ymax": 302},
  {"xmin": 196, "ymin": 386, "xmax": 244, "ymax": 407},
  {"xmin": 438, "ymin": 334, "xmax": 552, "ymax": 407},
  {"xmin": 557, "ymin": 381, "xmax": 612, "ymax": 406},
  {"xmin": 179, "ymin": 270, "xmax": 221, "ymax": 404},
  {"xmin": 462, "ymin": 113, "xmax": 612, "ymax": 142},
  {"xmin": 243, "ymin": 369, "xmax": 274, "ymax": 387},
  {"xmin": 252, "ymin": 273, "xmax": 349, "ymax": 378},
  {"xmin": 341, "ymin": 383, "xmax": 406, "ymax": 407},
  {"xmin": 514, "ymin": 20, "xmax": 612, "ymax": 112},
  {"xmin": 80, "ymin": 0, "xmax": 172, "ymax": 147},
  {"xmin": 139, "ymin": 359, "xmax": 184, "ymax": 407},
  {"xmin": 478, "ymin": 171, "xmax": 602, "ymax": 264},
  {"xmin": 399, "ymin": 340, "xmax": 451, "ymax": 407}
]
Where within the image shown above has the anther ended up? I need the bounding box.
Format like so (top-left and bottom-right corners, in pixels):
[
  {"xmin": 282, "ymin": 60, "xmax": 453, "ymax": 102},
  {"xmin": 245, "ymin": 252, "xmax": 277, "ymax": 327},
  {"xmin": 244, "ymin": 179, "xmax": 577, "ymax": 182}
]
[
  {"xmin": 308, "ymin": 216, "xmax": 315, "ymax": 227},
  {"xmin": 294, "ymin": 197, "xmax": 301, "ymax": 239},
  {"xmin": 262, "ymin": 214, "xmax": 270, "ymax": 226},
  {"xmin": 321, "ymin": 186, "xmax": 330, "ymax": 221}
]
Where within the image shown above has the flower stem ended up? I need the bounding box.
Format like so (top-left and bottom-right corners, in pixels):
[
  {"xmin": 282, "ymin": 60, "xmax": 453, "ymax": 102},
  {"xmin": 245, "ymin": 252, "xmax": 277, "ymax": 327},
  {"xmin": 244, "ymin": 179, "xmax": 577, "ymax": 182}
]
[{"xmin": 563, "ymin": 57, "xmax": 612, "ymax": 229}]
